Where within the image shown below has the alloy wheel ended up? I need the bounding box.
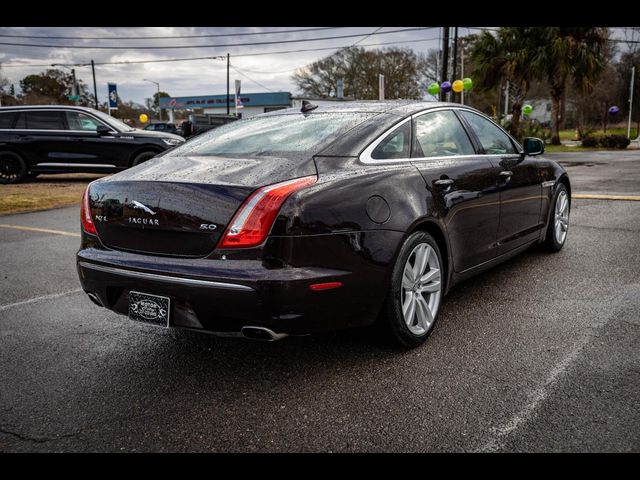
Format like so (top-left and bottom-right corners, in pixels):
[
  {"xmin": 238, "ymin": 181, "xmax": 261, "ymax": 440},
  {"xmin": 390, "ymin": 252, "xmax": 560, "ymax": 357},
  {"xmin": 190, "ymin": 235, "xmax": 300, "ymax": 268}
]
[
  {"xmin": 554, "ymin": 190, "xmax": 569, "ymax": 245},
  {"xmin": 400, "ymin": 243, "xmax": 442, "ymax": 335}
]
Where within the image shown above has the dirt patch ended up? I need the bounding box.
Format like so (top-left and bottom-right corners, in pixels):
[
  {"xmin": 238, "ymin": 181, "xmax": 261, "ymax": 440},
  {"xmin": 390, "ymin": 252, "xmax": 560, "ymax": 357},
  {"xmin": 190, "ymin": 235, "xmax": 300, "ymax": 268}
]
[{"xmin": 0, "ymin": 173, "xmax": 108, "ymax": 216}]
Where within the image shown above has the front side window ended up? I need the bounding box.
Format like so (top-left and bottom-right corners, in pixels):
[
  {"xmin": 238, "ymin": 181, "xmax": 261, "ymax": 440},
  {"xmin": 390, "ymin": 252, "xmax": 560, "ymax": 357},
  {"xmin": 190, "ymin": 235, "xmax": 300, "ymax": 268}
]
[
  {"xmin": 65, "ymin": 111, "xmax": 105, "ymax": 131},
  {"xmin": 169, "ymin": 112, "xmax": 374, "ymax": 157},
  {"xmin": 371, "ymin": 121, "xmax": 411, "ymax": 160},
  {"xmin": 24, "ymin": 111, "xmax": 65, "ymax": 130},
  {"xmin": 412, "ymin": 110, "xmax": 475, "ymax": 158},
  {"xmin": 460, "ymin": 111, "xmax": 517, "ymax": 155}
]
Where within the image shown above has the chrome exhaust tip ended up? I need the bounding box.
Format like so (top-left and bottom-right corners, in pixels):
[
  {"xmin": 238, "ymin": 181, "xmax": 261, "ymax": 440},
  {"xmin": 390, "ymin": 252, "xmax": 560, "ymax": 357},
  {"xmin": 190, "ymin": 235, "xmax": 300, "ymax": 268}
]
[
  {"xmin": 240, "ymin": 326, "xmax": 288, "ymax": 341},
  {"xmin": 86, "ymin": 292, "xmax": 103, "ymax": 307}
]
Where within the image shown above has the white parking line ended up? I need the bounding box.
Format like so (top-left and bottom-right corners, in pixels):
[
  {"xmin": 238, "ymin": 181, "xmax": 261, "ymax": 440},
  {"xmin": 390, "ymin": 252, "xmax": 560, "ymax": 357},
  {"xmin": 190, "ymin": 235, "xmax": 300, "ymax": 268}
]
[
  {"xmin": 0, "ymin": 224, "xmax": 80, "ymax": 237},
  {"xmin": 476, "ymin": 335, "xmax": 592, "ymax": 452},
  {"xmin": 0, "ymin": 289, "xmax": 83, "ymax": 312}
]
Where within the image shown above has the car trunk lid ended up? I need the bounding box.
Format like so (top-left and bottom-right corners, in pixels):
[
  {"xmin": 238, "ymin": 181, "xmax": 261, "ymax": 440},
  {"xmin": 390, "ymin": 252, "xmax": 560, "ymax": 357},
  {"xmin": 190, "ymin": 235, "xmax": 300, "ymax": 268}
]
[{"xmin": 88, "ymin": 154, "xmax": 317, "ymax": 257}]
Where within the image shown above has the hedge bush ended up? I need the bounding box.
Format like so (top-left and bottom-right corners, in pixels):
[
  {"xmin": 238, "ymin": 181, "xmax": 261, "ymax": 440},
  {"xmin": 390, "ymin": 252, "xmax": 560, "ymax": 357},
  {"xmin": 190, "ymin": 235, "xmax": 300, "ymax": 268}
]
[{"xmin": 581, "ymin": 134, "xmax": 630, "ymax": 149}]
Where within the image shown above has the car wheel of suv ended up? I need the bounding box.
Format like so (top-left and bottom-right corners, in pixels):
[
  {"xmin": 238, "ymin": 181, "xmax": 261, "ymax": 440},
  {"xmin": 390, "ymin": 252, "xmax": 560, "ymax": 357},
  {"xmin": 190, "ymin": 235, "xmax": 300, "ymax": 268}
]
[
  {"xmin": 131, "ymin": 151, "xmax": 157, "ymax": 167},
  {"xmin": 0, "ymin": 151, "xmax": 27, "ymax": 184},
  {"xmin": 381, "ymin": 231, "xmax": 444, "ymax": 348}
]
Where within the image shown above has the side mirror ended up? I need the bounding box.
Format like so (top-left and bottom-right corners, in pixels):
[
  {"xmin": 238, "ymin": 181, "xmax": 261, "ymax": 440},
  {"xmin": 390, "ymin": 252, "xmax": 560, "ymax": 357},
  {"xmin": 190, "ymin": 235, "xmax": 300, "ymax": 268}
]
[
  {"xmin": 523, "ymin": 137, "xmax": 544, "ymax": 156},
  {"xmin": 96, "ymin": 125, "xmax": 111, "ymax": 136}
]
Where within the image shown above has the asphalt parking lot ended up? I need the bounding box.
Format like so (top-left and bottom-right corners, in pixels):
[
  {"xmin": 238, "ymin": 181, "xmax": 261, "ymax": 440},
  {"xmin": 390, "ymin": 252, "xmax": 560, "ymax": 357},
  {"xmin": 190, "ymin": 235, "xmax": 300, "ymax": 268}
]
[{"xmin": 1, "ymin": 151, "xmax": 639, "ymax": 452}]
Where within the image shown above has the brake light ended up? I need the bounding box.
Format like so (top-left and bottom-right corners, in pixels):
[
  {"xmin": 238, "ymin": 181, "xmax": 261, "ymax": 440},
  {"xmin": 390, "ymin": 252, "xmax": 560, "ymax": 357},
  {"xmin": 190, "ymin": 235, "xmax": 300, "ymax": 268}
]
[
  {"xmin": 218, "ymin": 175, "xmax": 317, "ymax": 249},
  {"xmin": 81, "ymin": 184, "xmax": 97, "ymax": 236}
]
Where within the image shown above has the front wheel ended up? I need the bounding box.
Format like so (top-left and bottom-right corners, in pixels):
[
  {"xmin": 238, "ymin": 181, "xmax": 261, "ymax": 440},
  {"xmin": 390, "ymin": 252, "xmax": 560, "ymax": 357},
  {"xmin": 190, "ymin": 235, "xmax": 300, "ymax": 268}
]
[
  {"xmin": 543, "ymin": 183, "xmax": 570, "ymax": 252},
  {"xmin": 381, "ymin": 231, "xmax": 444, "ymax": 348},
  {"xmin": 131, "ymin": 151, "xmax": 158, "ymax": 167},
  {"xmin": 0, "ymin": 151, "xmax": 27, "ymax": 184}
]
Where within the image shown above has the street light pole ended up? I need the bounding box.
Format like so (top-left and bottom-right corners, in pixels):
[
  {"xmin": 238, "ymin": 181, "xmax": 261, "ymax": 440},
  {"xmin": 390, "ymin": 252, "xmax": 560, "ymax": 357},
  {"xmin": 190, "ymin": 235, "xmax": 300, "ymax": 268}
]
[
  {"xmin": 226, "ymin": 53, "xmax": 230, "ymax": 115},
  {"xmin": 143, "ymin": 79, "xmax": 161, "ymax": 121}
]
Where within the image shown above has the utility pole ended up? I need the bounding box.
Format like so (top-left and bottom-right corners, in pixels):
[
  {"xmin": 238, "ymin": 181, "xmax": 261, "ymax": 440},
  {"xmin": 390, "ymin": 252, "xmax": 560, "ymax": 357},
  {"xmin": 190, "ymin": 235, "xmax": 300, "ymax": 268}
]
[
  {"xmin": 91, "ymin": 60, "xmax": 98, "ymax": 110},
  {"xmin": 627, "ymin": 66, "xmax": 635, "ymax": 139},
  {"xmin": 461, "ymin": 46, "xmax": 465, "ymax": 105},
  {"xmin": 226, "ymin": 53, "xmax": 230, "ymax": 115},
  {"xmin": 451, "ymin": 27, "xmax": 459, "ymax": 103},
  {"xmin": 440, "ymin": 27, "xmax": 450, "ymax": 102}
]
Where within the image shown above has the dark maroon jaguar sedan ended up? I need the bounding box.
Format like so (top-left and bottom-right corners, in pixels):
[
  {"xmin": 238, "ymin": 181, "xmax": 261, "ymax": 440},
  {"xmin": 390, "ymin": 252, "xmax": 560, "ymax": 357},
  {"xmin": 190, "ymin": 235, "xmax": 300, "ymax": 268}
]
[{"xmin": 77, "ymin": 101, "xmax": 570, "ymax": 347}]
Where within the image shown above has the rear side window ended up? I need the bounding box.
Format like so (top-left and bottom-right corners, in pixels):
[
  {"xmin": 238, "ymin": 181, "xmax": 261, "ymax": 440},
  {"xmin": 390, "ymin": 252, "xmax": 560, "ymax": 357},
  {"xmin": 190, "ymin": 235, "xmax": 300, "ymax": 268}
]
[
  {"xmin": 412, "ymin": 110, "xmax": 475, "ymax": 158},
  {"xmin": 460, "ymin": 111, "xmax": 517, "ymax": 155},
  {"xmin": 25, "ymin": 111, "xmax": 65, "ymax": 130},
  {"xmin": 169, "ymin": 112, "xmax": 374, "ymax": 156},
  {"xmin": 371, "ymin": 121, "xmax": 411, "ymax": 160},
  {"xmin": 0, "ymin": 112, "xmax": 16, "ymax": 128}
]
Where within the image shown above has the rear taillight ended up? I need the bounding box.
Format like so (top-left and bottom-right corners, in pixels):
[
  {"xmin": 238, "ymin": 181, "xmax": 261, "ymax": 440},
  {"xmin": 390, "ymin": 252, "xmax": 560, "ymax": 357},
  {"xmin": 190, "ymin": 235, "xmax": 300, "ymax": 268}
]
[
  {"xmin": 81, "ymin": 184, "xmax": 97, "ymax": 236},
  {"xmin": 218, "ymin": 175, "xmax": 317, "ymax": 249}
]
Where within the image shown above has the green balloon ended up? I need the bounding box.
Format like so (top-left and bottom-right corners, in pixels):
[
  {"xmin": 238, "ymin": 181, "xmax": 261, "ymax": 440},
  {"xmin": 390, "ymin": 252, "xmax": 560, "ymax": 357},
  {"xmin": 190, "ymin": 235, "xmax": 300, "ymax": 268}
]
[
  {"xmin": 462, "ymin": 78, "xmax": 473, "ymax": 91},
  {"xmin": 523, "ymin": 104, "xmax": 533, "ymax": 116},
  {"xmin": 427, "ymin": 82, "xmax": 440, "ymax": 95}
]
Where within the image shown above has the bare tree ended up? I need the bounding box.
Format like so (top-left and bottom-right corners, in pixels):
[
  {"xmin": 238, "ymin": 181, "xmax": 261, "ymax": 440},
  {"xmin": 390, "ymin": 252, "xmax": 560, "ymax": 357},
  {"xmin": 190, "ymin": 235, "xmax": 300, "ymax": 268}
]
[{"xmin": 292, "ymin": 47, "xmax": 422, "ymax": 100}]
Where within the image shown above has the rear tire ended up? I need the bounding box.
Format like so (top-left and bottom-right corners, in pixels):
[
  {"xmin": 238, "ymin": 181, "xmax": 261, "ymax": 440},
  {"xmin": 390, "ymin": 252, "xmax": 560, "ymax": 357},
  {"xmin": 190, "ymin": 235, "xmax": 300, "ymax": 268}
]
[
  {"xmin": 543, "ymin": 183, "xmax": 569, "ymax": 252},
  {"xmin": 131, "ymin": 151, "xmax": 158, "ymax": 167},
  {"xmin": 0, "ymin": 151, "xmax": 27, "ymax": 184},
  {"xmin": 381, "ymin": 231, "xmax": 444, "ymax": 348}
]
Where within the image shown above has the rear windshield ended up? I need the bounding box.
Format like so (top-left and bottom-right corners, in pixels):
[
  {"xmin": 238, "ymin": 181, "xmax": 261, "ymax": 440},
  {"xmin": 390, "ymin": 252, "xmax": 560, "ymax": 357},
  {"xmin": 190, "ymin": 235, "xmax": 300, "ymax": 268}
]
[{"xmin": 168, "ymin": 112, "xmax": 374, "ymax": 157}]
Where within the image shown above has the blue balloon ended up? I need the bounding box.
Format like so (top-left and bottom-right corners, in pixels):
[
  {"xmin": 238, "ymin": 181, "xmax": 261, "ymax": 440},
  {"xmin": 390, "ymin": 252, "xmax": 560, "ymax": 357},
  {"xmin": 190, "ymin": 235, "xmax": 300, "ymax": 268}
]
[
  {"xmin": 441, "ymin": 81, "xmax": 452, "ymax": 93},
  {"xmin": 609, "ymin": 106, "xmax": 620, "ymax": 115}
]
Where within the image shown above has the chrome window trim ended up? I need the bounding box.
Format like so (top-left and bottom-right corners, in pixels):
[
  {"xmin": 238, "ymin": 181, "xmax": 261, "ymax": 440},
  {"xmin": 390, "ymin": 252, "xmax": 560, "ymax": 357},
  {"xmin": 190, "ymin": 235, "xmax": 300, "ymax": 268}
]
[
  {"xmin": 0, "ymin": 108, "xmax": 118, "ymax": 134},
  {"xmin": 36, "ymin": 163, "xmax": 118, "ymax": 168},
  {"xmin": 78, "ymin": 261, "xmax": 255, "ymax": 291},
  {"xmin": 359, "ymin": 106, "xmax": 523, "ymax": 165}
]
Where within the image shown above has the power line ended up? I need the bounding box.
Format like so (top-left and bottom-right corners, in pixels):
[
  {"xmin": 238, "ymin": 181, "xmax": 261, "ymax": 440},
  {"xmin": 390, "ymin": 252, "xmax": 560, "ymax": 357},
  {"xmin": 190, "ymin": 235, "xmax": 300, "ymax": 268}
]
[
  {"xmin": 0, "ymin": 26, "xmax": 348, "ymax": 41},
  {"xmin": 230, "ymin": 65, "xmax": 275, "ymax": 92},
  {"xmin": 0, "ymin": 36, "xmax": 442, "ymax": 69},
  {"xmin": 0, "ymin": 27, "xmax": 432, "ymax": 50},
  {"xmin": 351, "ymin": 27, "xmax": 384, "ymax": 47}
]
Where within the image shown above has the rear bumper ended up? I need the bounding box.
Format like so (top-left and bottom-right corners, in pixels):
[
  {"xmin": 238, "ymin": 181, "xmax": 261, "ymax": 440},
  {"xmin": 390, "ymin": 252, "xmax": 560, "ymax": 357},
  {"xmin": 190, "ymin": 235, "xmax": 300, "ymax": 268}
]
[{"xmin": 76, "ymin": 243, "xmax": 390, "ymax": 335}]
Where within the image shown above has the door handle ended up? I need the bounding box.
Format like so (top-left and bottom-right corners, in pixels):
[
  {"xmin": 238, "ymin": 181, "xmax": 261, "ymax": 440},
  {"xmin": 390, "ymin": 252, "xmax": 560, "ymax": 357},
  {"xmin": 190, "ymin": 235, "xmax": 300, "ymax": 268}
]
[
  {"xmin": 434, "ymin": 178, "xmax": 454, "ymax": 186},
  {"xmin": 499, "ymin": 170, "xmax": 513, "ymax": 177}
]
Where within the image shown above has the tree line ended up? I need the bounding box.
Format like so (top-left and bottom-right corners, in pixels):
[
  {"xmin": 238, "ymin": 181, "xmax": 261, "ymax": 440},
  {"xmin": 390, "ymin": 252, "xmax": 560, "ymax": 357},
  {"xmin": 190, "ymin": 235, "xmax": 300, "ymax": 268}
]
[{"xmin": 292, "ymin": 28, "xmax": 638, "ymax": 144}]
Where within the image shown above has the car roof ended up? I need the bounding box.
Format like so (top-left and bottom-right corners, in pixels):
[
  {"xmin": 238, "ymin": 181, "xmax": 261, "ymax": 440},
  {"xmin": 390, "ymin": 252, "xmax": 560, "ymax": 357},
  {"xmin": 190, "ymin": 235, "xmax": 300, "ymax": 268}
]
[
  {"xmin": 0, "ymin": 104, "xmax": 102, "ymax": 114},
  {"xmin": 264, "ymin": 100, "xmax": 463, "ymax": 117}
]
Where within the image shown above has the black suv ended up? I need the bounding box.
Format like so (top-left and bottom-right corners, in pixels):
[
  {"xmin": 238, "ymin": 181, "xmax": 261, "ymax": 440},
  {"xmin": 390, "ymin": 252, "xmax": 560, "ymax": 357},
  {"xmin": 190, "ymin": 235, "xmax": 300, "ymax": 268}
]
[{"xmin": 0, "ymin": 105, "xmax": 185, "ymax": 183}]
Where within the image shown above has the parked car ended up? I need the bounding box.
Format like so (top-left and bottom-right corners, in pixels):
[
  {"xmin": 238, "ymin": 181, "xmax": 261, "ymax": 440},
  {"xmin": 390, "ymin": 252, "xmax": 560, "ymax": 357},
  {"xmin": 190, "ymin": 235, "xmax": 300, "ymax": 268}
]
[
  {"xmin": 77, "ymin": 101, "xmax": 570, "ymax": 347},
  {"xmin": 143, "ymin": 122, "xmax": 180, "ymax": 135},
  {"xmin": 188, "ymin": 113, "xmax": 238, "ymax": 137},
  {"xmin": 0, "ymin": 105, "xmax": 185, "ymax": 183}
]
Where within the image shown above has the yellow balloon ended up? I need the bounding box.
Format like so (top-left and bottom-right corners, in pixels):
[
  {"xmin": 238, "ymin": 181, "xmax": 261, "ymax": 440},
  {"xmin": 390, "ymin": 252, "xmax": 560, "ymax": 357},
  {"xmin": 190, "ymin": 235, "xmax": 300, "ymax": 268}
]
[
  {"xmin": 452, "ymin": 80, "xmax": 464, "ymax": 93},
  {"xmin": 139, "ymin": 113, "xmax": 149, "ymax": 123}
]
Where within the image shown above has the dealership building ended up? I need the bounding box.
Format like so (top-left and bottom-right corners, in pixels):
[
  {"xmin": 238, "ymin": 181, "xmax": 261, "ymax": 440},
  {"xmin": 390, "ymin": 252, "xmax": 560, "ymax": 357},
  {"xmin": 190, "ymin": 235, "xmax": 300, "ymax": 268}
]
[{"xmin": 159, "ymin": 92, "xmax": 293, "ymax": 120}]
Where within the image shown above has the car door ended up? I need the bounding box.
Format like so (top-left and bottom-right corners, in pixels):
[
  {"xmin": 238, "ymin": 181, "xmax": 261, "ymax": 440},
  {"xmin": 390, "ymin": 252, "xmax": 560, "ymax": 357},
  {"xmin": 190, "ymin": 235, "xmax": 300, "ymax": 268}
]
[
  {"xmin": 410, "ymin": 109, "xmax": 502, "ymax": 273},
  {"xmin": 459, "ymin": 110, "xmax": 543, "ymax": 254},
  {"xmin": 63, "ymin": 110, "xmax": 128, "ymax": 169},
  {"xmin": 14, "ymin": 110, "xmax": 75, "ymax": 167}
]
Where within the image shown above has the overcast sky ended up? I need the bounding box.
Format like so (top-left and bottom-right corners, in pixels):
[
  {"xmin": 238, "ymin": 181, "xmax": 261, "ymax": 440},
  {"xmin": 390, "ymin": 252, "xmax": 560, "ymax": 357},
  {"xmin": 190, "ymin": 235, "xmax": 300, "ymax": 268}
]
[
  {"xmin": 0, "ymin": 27, "xmax": 446, "ymax": 104},
  {"xmin": 0, "ymin": 27, "xmax": 631, "ymax": 105}
]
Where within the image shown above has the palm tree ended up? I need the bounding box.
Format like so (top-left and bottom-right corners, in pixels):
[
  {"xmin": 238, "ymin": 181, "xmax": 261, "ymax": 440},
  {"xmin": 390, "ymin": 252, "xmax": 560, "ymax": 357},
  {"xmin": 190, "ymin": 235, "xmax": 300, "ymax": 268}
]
[
  {"xmin": 529, "ymin": 27, "xmax": 609, "ymax": 145},
  {"xmin": 470, "ymin": 28, "xmax": 538, "ymax": 138}
]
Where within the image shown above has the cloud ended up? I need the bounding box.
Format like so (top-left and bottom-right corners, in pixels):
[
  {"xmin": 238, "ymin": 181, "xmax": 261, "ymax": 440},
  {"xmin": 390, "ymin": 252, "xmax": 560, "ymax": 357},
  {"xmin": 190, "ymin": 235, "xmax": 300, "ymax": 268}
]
[{"xmin": 0, "ymin": 26, "xmax": 443, "ymax": 103}]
